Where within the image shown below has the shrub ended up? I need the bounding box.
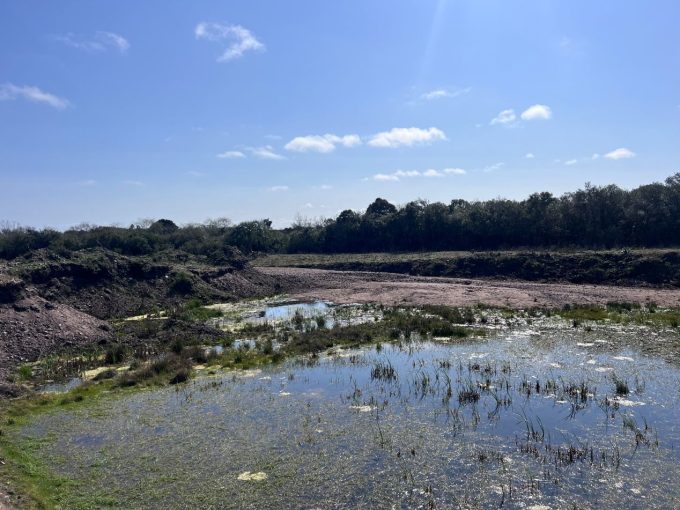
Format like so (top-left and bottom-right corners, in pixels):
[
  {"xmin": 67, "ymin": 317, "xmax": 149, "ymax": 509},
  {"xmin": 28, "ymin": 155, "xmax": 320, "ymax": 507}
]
[
  {"xmin": 104, "ymin": 344, "xmax": 126, "ymax": 364},
  {"xmin": 169, "ymin": 272, "xmax": 193, "ymax": 295}
]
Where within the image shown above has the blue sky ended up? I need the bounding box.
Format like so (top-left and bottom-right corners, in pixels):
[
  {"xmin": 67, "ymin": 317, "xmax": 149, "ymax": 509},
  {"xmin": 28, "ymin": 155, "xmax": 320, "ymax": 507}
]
[{"xmin": 1, "ymin": 0, "xmax": 679, "ymax": 228}]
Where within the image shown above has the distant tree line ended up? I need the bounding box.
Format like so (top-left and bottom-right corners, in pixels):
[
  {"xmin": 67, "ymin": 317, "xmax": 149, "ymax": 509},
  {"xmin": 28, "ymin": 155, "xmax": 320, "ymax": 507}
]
[
  {"xmin": 284, "ymin": 173, "xmax": 680, "ymax": 252},
  {"xmin": 1, "ymin": 174, "xmax": 680, "ymax": 260},
  {"xmin": 0, "ymin": 217, "xmax": 279, "ymax": 262}
]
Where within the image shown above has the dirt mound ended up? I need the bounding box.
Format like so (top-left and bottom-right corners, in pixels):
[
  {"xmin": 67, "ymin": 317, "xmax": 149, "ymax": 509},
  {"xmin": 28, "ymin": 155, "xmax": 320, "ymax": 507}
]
[
  {"xmin": 8, "ymin": 248, "xmax": 278, "ymax": 320},
  {"xmin": 0, "ymin": 247, "xmax": 287, "ymax": 383},
  {"xmin": 0, "ymin": 276, "xmax": 24, "ymax": 304},
  {"xmin": 0, "ymin": 291, "xmax": 113, "ymax": 382}
]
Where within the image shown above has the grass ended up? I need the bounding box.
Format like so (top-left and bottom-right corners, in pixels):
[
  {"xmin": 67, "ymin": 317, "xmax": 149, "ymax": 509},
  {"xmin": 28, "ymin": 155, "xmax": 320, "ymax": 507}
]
[
  {"xmin": 284, "ymin": 308, "xmax": 478, "ymax": 355},
  {"xmin": 558, "ymin": 303, "xmax": 680, "ymax": 327},
  {"xmin": 179, "ymin": 299, "xmax": 224, "ymax": 321}
]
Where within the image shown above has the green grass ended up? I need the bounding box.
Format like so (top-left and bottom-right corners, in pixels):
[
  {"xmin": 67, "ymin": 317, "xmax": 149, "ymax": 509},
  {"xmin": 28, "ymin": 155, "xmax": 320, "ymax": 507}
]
[
  {"xmin": 284, "ymin": 307, "xmax": 478, "ymax": 355},
  {"xmin": 557, "ymin": 303, "xmax": 680, "ymax": 326}
]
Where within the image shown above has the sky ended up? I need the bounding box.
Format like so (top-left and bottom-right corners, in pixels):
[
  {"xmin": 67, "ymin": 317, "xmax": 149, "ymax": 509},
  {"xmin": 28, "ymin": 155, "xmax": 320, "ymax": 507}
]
[{"xmin": 1, "ymin": 0, "xmax": 679, "ymax": 229}]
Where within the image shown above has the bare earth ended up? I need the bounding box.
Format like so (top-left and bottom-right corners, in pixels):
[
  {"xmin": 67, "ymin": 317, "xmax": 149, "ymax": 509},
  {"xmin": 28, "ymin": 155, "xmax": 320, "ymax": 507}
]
[{"xmin": 261, "ymin": 267, "xmax": 680, "ymax": 308}]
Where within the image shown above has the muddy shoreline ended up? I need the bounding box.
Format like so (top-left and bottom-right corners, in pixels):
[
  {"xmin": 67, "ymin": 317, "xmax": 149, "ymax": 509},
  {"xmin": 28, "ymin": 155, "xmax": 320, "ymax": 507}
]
[{"xmin": 259, "ymin": 267, "xmax": 680, "ymax": 308}]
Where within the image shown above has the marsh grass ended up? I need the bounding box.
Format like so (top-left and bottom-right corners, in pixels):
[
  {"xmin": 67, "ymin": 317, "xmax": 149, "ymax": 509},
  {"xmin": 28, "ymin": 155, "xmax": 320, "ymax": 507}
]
[
  {"xmin": 613, "ymin": 375, "xmax": 630, "ymax": 395},
  {"xmin": 559, "ymin": 303, "xmax": 680, "ymax": 327}
]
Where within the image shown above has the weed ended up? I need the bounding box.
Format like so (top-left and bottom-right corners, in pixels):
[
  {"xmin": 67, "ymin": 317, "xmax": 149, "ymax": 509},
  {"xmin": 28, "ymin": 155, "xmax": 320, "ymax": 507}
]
[
  {"xmin": 613, "ymin": 375, "xmax": 629, "ymax": 395},
  {"xmin": 104, "ymin": 344, "xmax": 126, "ymax": 365}
]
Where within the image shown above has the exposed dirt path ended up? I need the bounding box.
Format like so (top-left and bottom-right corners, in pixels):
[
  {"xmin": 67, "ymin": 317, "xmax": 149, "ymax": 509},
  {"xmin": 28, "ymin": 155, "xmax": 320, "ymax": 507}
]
[{"xmin": 262, "ymin": 267, "xmax": 680, "ymax": 308}]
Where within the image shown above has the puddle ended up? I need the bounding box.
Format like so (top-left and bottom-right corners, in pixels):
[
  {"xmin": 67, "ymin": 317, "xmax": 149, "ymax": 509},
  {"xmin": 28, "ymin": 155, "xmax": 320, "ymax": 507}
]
[
  {"xmin": 209, "ymin": 298, "xmax": 381, "ymax": 332},
  {"xmin": 38, "ymin": 377, "xmax": 83, "ymax": 393},
  {"xmin": 262, "ymin": 300, "xmax": 330, "ymax": 320},
  {"xmin": 14, "ymin": 326, "xmax": 680, "ymax": 509}
]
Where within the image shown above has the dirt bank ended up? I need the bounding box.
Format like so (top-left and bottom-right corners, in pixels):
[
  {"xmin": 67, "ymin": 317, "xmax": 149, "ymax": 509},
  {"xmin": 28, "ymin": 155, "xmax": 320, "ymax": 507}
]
[
  {"xmin": 256, "ymin": 249, "xmax": 680, "ymax": 287},
  {"xmin": 259, "ymin": 267, "xmax": 680, "ymax": 308}
]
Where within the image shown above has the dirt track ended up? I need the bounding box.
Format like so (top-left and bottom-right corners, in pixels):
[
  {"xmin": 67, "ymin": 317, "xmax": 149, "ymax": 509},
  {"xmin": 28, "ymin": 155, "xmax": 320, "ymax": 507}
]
[{"xmin": 261, "ymin": 267, "xmax": 680, "ymax": 308}]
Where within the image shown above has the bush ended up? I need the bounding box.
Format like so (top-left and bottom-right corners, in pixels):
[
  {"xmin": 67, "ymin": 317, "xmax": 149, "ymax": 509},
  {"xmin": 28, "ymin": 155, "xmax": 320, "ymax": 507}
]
[
  {"xmin": 93, "ymin": 369, "xmax": 117, "ymax": 381},
  {"xmin": 104, "ymin": 344, "xmax": 126, "ymax": 364},
  {"xmin": 169, "ymin": 272, "xmax": 193, "ymax": 295}
]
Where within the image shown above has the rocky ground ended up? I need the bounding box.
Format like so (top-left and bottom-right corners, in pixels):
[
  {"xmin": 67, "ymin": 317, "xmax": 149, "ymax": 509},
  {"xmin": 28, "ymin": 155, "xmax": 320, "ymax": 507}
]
[
  {"xmin": 0, "ymin": 248, "xmax": 285, "ymax": 389},
  {"xmin": 259, "ymin": 266, "xmax": 680, "ymax": 308}
]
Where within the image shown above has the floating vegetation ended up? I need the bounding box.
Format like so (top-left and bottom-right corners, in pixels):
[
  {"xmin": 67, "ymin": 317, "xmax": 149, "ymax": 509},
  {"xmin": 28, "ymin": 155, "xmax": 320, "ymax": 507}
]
[{"xmin": 237, "ymin": 471, "xmax": 268, "ymax": 482}]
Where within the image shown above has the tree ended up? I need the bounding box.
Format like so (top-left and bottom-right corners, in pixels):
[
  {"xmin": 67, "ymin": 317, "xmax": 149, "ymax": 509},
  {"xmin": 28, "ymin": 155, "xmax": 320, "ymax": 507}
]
[{"xmin": 366, "ymin": 198, "xmax": 397, "ymax": 217}]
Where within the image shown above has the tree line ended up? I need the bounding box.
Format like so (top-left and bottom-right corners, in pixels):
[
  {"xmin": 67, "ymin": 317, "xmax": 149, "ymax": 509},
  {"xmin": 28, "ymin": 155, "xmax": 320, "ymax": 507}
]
[
  {"xmin": 286, "ymin": 174, "xmax": 680, "ymax": 253},
  {"xmin": 1, "ymin": 174, "xmax": 679, "ymax": 260}
]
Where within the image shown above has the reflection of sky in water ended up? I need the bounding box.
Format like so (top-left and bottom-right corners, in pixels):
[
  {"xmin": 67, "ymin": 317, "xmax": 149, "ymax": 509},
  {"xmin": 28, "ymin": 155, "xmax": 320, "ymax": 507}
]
[
  {"xmin": 39, "ymin": 377, "xmax": 83, "ymax": 393},
  {"xmin": 262, "ymin": 300, "xmax": 329, "ymax": 320},
  {"xmin": 214, "ymin": 300, "xmax": 380, "ymax": 330},
  {"xmin": 18, "ymin": 329, "xmax": 680, "ymax": 510}
]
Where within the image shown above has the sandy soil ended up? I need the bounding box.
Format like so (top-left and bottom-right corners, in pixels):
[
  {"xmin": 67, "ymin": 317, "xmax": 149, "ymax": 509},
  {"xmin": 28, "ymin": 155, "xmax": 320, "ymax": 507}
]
[{"xmin": 260, "ymin": 267, "xmax": 680, "ymax": 308}]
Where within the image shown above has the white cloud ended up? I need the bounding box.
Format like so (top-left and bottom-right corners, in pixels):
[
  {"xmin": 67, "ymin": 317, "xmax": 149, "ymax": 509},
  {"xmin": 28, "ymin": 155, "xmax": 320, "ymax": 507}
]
[
  {"xmin": 249, "ymin": 146, "xmax": 285, "ymax": 160},
  {"xmin": 268, "ymin": 185, "xmax": 289, "ymax": 192},
  {"xmin": 371, "ymin": 167, "xmax": 465, "ymax": 182},
  {"xmin": 284, "ymin": 133, "xmax": 361, "ymax": 153},
  {"xmin": 217, "ymin": 150, "xmax": 246, "ymax": 159},
  {"xmin": 394, "ymin": 170, "xmax": 421, "ymax": 178},
  {"xmin": 122, "ymin": 180, "xmax": 144, "ymax": 187},
  {"xmin": 483, "ymin": 162, "xmax": 505, "ymax": 173},
  {"xmin": 592, "ymin": 153, "xmax": 600, "ymax": 160},
  {"xmin": 490, "ymin": 109, "xmax": 516, "ymax": 126},
  {"xmin": 0, "ymin": 83, "xmax": 70, "ymax": 109},
  {"xmin": 77, "ymin": 179, "xmax": 97, "ymax": 187},
  {"xmin": 525, "ymin": 153, "xmax": 535, "ymax": 159},
  {"xmin": 565, "ymin": 159, "xmax": 578, "ymax": 166},
  {"xmin": 368, "ymin": 127, "xmax": 446, "ymax": 148},
  {"xmin": 97, "ymin": 32, "xmax": 130, "ymax": 53},
  {"xmin": 604, "ymin": 147, "xmax": 636, "ymax": 160},
  {"xmin": 420, "ymin": 87, "xmax": 471, "ymax": 101},
  {"xmin": 56, "ymin": 31, "xmax": 129, "ymax": 54},
  {"xmin": 423, "ymin": 169, "xmax": 444, "ymax": 177},
  {"xmin": 521, "ymin": 104, "xmax": 552, "ymax": 121},
  {"xmin": 319, "ymin": 184, "xmax": 333, "ymax": 190},
  {"xmin": 195, "ymin": 22, "xmax": 264, "ymax": 62},
  {"xmin": 373, "ymin": 173, "xmax": 400, "ymax": 182}
]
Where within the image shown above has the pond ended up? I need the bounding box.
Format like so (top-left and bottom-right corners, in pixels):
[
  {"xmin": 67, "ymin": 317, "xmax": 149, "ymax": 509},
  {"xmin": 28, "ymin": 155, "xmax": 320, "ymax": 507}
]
[
  {"xmin": 208, "ymin": 298, "xmax": 381, "ymax": 331},
  {"xmin": 12, "ymin": 323, "xmax": 680, "ymax": 509}
]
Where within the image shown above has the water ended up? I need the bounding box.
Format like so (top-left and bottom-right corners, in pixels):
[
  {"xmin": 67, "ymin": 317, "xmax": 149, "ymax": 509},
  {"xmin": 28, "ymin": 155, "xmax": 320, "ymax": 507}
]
[
  {"xmin": 210, "ymin": 299, "xmax": 382, "ymax": 331},
  {"xmin": 14, "ymin": 326, "xmax": 680, "ymax": 509},
  {"xmin": 262, "ymin": 300, "xmax": 330, "ymax": 320},
  {"xmin": 38, "ymin": 377, "xmax": 83, "ymax": 393}
]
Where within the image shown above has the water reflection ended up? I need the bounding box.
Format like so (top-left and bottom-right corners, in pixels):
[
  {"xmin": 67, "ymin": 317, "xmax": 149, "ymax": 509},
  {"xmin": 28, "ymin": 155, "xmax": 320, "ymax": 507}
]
[{"xmin": 18, "ymin": 328, "xmax": 680, "ymax": 509}]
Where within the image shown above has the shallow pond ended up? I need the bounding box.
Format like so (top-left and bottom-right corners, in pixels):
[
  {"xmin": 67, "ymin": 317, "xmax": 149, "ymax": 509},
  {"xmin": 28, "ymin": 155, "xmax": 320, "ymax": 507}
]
[
  {"xmin": 13, "ymin": 327, "xmax": 680, "ymax": 509},
  {"xmin": 209, "ymin": 298, "xmax": 381, "ymax": 331}
]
